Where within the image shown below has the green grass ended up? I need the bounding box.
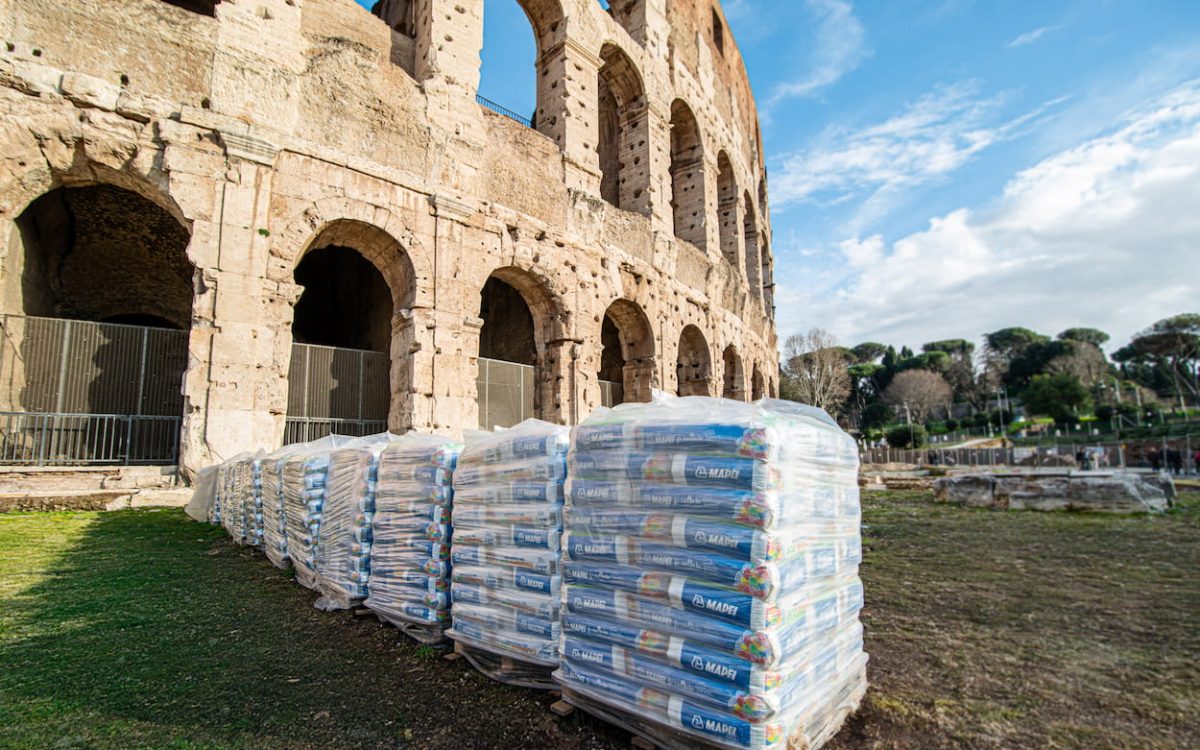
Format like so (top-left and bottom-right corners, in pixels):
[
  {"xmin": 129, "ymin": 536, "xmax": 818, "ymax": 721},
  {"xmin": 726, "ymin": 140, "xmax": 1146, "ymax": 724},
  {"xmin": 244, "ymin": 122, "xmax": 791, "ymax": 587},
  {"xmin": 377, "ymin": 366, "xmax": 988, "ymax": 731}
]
[{"xmin": 1, "ymin": 495, "xmax": 1197, "ymax": 749}]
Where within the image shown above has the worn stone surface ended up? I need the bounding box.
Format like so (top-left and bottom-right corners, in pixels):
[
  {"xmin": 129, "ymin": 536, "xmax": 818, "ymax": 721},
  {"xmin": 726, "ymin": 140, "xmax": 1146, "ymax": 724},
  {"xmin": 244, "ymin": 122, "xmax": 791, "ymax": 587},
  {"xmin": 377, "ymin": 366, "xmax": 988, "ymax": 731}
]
[
  {"xmin": 934, "ymin": 473, "xmax": 1174, "ymax": 513},
  {"xmin": 0, "ymin": 0, "xmax": 778, "ymax": 477}
]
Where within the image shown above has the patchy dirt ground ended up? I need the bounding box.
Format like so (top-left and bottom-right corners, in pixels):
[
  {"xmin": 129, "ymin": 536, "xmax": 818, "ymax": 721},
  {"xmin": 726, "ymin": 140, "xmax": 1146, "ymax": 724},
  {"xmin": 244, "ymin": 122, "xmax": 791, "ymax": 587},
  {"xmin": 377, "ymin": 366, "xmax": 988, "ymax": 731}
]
[{"xmin": 1, "ymin": 491, "xmax": 1196, "ymax": 749}]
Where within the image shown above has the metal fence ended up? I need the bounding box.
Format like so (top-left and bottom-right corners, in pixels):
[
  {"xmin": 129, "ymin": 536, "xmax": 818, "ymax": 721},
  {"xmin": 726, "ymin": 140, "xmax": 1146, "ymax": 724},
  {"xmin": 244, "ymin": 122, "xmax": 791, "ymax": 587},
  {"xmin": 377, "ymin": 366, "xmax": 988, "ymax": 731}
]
[
  {"xmin": 285, "ymin": 343, "xmax": 389, "ymax": 443},
  {"xmin": 599, "ymin": 379, "xmax": 624, "ymax": 409},
  {"xmin": 477, "ymin": 357, "xmax": 535, "ymax": 430},
  {"xmin": 862, "ymin": 435, "xmax": 1199, "ymax": 472},
  {"xmin": 0, "ymin": 315, "xmax": 187, "ymax": 465},
  {"xmin": 477, "ymin": 94, "xmax": 533, "ymax": 128}
]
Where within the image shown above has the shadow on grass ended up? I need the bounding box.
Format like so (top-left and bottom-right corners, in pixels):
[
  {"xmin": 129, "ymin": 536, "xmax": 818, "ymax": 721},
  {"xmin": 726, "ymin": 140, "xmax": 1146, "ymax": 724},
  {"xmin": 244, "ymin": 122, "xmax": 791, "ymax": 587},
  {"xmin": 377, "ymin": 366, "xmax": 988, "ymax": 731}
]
[{"xmin": 0, "ymin": 510, "xmax": 626, "ymax": 750}]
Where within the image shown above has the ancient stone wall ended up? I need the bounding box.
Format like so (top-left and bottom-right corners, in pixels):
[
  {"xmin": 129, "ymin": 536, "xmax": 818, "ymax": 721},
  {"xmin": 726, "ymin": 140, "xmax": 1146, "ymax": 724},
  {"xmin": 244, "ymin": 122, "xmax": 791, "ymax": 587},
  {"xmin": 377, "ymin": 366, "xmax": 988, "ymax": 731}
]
[{"xmin": 0, "ymin": 0, "xmax": 778, "ymax": 475}]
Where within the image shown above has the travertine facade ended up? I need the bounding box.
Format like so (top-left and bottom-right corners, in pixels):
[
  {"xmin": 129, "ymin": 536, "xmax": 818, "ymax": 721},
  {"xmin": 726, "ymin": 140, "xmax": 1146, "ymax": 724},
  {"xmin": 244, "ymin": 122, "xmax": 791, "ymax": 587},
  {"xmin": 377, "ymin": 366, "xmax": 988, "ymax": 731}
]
[{"xmin": 0, "ymin": 0, "xmax": 777, "ymax": 475}]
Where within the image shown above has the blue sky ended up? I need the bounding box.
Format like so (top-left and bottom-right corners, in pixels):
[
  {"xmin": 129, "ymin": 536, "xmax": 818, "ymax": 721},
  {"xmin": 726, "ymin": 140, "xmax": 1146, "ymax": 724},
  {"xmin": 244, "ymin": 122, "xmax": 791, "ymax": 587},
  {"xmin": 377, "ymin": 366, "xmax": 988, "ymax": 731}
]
[{"xmin": 358, "ymin": 0, "xmax": 1200, "ymax": 353}]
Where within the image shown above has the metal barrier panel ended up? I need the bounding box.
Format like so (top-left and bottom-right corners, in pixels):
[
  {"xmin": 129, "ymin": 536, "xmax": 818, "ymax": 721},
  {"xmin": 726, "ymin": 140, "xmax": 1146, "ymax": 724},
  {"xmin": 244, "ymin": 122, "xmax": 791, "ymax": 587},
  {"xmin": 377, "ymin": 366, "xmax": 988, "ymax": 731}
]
[
  {"xmin": 284, "ymin": 342, "xmax": 390, "ymax": 444},
  {"xmin": 599, "ymin": 379, "xmax": 624, "ymax": 409},
  {"xmin": 477, "ymin": 357, "xmax": 535, "ymax": 430},
  {"xmin": 0, "ymin": 315, "xmax": 187, "ymax": 465}
]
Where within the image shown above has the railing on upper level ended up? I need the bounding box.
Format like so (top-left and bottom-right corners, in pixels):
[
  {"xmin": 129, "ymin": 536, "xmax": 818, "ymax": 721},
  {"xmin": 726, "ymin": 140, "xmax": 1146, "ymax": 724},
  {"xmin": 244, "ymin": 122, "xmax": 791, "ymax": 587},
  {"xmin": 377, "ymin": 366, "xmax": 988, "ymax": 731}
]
[{"xmin": 477, "ymin": 94, "xmax": 533, "ymax": 128}]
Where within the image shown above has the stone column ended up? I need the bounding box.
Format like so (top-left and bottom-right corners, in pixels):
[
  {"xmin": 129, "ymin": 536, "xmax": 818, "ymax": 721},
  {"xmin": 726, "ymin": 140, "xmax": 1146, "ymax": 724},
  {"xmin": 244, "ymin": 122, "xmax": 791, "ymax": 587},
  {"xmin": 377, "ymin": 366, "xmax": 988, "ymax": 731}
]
[{"xmin": 540, "ymin": 39, "xmax": 604, "ymax": 195}]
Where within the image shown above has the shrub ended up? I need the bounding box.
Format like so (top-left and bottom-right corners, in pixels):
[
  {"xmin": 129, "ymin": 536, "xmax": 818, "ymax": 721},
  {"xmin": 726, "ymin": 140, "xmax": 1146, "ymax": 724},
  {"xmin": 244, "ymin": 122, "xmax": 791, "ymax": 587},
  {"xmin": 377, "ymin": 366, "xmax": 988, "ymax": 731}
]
[
  {"xmin": 885, "ymin": 424, "xmax": 927, "ymax": 448},
  {"xmin": 944, "ymin": 418, "xmax": 959, "ymax": 430}
]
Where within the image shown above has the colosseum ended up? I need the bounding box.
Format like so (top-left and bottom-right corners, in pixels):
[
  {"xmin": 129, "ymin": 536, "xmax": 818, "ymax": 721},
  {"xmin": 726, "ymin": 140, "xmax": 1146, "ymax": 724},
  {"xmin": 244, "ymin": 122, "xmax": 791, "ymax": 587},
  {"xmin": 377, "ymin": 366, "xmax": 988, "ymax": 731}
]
[{"xmin": 0, "ymin": 0, "xmax": 777, "ymax": 477}]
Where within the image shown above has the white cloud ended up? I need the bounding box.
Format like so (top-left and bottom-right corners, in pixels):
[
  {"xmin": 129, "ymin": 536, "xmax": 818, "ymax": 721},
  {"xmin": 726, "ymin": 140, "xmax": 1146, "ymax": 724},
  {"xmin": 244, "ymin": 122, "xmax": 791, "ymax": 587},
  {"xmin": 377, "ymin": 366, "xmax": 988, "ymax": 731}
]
[
  {"xmin": 1006, "ymin": 24, "xmax": 1065, "ymax": 49},
  {"xmin": 775, "ymin": 80, "xmax": 1200, "ymax": 351},
  {"xmin": 770, "ymin": 82, "xmax": 1062, "ymax": 216},
  {"xmin": 767, "ymin": 0, "xmax": 867, "ymax": 105}
]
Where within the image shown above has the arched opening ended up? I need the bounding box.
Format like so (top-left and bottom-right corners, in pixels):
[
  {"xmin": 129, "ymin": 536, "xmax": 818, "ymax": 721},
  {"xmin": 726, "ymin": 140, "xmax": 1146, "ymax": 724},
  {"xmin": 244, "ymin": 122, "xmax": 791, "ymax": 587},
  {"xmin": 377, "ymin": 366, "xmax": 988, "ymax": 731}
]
[
  {"xmin": 669, "ymin": 99, "xmax": 706, "ymax": 249},
  {"xmin": 597, "ymin": 44, "xmax": 649, "ymax": 214},
  {"xmin": 751, "ymin": 364, "xmax": 765, "ymax": 401},
  {"xmin": 722, "ymin": 345, "xmax": 744, "ymax": 401},
  {"xmin": 372, "ymin": 0, "xmax": 416, "ymax": 37},
  {"xmin": 479, "ymin": 0, "xmax": 565, "ymax": 139},
  {"xmin": 743, "ymin": 191, "xmax": 761, "ymax": 295},
  {"xmin": 676, "ymin": 325, "xmax": 712, "ymax": 397},
  {"xmin": 599, "ymin": 299, "xmax": 656, "ymax": 406},
  {"xmin": 287, "ymin": 221, "xmax": 413, "ymax": 442},
  {"xmin": 1, "ymin": 183, "xmax": 194, "ymax": 465},
  {"xmin": 477, "ymin": 268, "xmax": 558, "ymax": 428},
  {"xmin": 717, "ymin": 152, "xmax": 738, "ymax": 267}
]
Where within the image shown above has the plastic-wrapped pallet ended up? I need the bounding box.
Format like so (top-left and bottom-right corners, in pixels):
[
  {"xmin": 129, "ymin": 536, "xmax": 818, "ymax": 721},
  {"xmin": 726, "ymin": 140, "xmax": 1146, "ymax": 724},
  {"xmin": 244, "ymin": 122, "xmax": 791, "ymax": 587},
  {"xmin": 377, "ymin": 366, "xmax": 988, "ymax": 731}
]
[
  {"xmin": 259, "ymin": 437, "xmax": 347, "ymax": 569},
  {"xmin": 364, "ymin": 433, "xmax": 462, "ymax": 643},
  {"xmin": 555, "ymin": 396, "xmax": 867, "ymax": 750},
  {"xmin": 239, "ymin": 456, "xmax": 265, "ymax": 548},
  {"xmin": 315, "ymin": 434, "xmax": 395, "ymax": 611},
  {"xmin": 447, "ymin": 419, "xmax": 570, "ymax": 688},
  {"xmin": 283, "ymin": 444, "xmax": 337, "ymax": 590},
  {"xmin": 220, "ymin": 457, "xmax": 250, "ymax": 543}
]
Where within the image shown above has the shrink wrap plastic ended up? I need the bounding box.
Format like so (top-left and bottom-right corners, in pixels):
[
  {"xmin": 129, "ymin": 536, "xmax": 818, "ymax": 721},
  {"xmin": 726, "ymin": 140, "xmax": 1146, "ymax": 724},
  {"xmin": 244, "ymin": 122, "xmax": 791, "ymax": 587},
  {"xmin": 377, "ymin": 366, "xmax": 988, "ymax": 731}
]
[
  {"xmin": 447, "ymin": 419, "xmax": 569, "ymax": 686},
  {"xmin": 364, "ymin": 433, "xmax": 462, "ymax": 643},
  {"xmin": 282, "ymin": 437, "xmax": 358, "ymax": 589},
  {"xmin": 555, "ymin": 396, "xmax": 867, "ymax": 750},
  {"xmin": 315, "ymin": 434, "xmax": 396, "ymax": 611}
]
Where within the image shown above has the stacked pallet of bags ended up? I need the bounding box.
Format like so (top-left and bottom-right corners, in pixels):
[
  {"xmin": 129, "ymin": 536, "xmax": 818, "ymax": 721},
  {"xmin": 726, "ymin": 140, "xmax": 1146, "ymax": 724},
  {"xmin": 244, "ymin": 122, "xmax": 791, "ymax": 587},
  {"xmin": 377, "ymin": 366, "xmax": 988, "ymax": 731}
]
[
  {"xmin": 219, "ymin": 457, "xmax": 249, "ymax": 543},
  {"xmin": 283, "ymin": 446, "xmax": 335, "ymax": 590},
  {"xmin": 364, "ymin": 434, "xmax": 461, "ymax": 642},
  {"xmin": 242, "ymin": 456, "xmax": 265, "ymax": 548},
  {"xmin": 447, "ymin": 419, "xmax": 569, "ymax": 687},
  {"xmin": 557, "ymin": 396, "xmax": 867, "ymax": 750},
  {"xmin": 261, "ymin": 448, "xmax": 292, "ymax": 568},
  {"xmin": 315, "ymin": 435, "xmax": 395, "ymax": 611}
]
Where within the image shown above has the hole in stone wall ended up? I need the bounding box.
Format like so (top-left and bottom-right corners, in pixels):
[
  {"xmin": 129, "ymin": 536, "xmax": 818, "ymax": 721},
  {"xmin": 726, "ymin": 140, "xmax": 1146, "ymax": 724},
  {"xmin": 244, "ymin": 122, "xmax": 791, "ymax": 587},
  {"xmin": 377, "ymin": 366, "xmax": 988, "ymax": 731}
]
[
  {"xmin": 712, "ymin": 7, "xmax": 724, "ymax": 56},
  {"xmin": 161, "ymin": 0, "xmax": 220, "ymax": 17}
]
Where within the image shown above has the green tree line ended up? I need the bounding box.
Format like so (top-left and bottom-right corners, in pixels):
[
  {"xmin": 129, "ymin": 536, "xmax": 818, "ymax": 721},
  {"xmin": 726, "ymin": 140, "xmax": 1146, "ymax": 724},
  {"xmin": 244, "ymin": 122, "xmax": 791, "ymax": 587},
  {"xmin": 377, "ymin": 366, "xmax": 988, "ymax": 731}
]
[{"xmin": 779, "ymin": 313, "xmax": 1200, "ymax": 447}]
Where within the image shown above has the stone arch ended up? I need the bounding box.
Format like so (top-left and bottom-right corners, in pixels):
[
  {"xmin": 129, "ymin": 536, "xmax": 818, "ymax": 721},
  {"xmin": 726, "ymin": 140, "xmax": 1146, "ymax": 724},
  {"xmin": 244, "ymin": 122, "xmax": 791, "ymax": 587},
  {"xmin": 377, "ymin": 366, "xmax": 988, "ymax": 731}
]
[
  {"xmin": 676, "ymin": 324, "xmax": 712, "ymax": 397},
  {"xmin": 722, "ymin": 345, "xmax": 744, "ymax": 400},
  {"xmin": 716, "ymin": 151, "xmax": 738, "ymax": 267},
  {"xmin": 751, "ymin": 363, "xmax": 765, "ymax": 401},
  {"xmin": 1, "ymin": 180, "xmax": 196, "ymax": 464},
  {"xmin": 743, "ymin": 190, "xmax": 760, "ymax": 295},
  {"xmin": 669, "ymin": 99, "xmax": 706, "ymax": 250},
  {"xmin": 477, "ymin": 0, "xmax": 567, "ymax": 143},
  {"xmin": 288, "ymin": 219, "xmax": 418, "ymax": 435},
  {"xmin": 597, "ymin": 43, "xmax": 650, "ymax": 214},
  {"xmin": 600, "ymin": 298, "xmax": 656, "ymax": 405},
  {"xmin": 275, "ymin": 197, "xmax": 433, "ymax": 306},
  {"xmin": 476, "ymin": 264, "xmax": 564, "ymax": 427}
]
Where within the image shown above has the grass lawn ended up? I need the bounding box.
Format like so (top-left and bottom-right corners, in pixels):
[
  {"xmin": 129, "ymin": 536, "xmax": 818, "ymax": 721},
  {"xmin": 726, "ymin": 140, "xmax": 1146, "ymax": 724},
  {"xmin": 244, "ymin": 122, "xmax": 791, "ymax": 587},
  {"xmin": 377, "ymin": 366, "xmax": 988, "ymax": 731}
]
[{"xmin": 0, "ymin": 492, "xmax": 1196, "ymax": 750}]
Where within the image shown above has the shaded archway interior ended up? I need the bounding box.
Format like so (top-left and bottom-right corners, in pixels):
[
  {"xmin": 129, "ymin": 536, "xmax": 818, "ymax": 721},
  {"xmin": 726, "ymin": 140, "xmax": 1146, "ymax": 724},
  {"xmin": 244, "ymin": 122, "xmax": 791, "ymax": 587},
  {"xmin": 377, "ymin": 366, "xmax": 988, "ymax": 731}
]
[
  {"xmin": 598, "ymin": 43, "xmax": 647, "ymax": 212},
  {"xmin": 716, "ymin": 151, "xmax": 738, "ymax": 267},
  {"xmin": 8, "ymin": 184, "xmax": 193, "ymax": 328},
  {"xmin": 478, "ymin": 276, "xmax": 536, "ymax": 365},
  {"xmin": 722, "ymin": 345, "xmax": 743, "ymax": 400},
  {"xmin": 1, "ymin": 183, "xmax": 194, "ymax": 459},
  {"xmin": 676, "ymin": 324, "xmax": 711, "ymax": 397},
  {"xmin": 292, "ymin": 246, "xmax": 393, "ymax": 353},
  {"xmin": 669, "ymin": 99, "xmax": 706, "ymax": 250},
  {"xmin": 599, "ymin": 299, "xmax": 655, "ymax": 405}
]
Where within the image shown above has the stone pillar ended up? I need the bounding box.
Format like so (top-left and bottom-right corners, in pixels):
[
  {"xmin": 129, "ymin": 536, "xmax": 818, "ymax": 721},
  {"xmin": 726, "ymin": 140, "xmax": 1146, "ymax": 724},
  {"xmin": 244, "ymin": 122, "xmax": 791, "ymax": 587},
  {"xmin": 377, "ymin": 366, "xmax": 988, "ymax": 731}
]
[
  {"xmin": 540, "ymin": 39, "xmax": 604, "ymax": 195},
  {"xmin": 174, "ymin": 132, "xmax": 287, "ymax": 476},
  {"xmin": 617, "ymin": 100, "xmax": 654, "ymax": 218},
  {"xmin": 542, "ymin": 337, "xmax": 584, "ymax": 426},
  {"xmin": 623, "ymin": 358, "xmax": 658, "ymax": 403}
]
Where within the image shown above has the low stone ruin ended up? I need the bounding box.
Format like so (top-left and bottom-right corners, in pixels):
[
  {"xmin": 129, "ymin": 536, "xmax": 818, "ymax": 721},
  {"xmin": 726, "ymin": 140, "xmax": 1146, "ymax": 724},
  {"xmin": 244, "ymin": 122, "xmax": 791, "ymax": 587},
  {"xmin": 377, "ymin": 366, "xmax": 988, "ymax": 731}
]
[{"xmin": 932, "ymin": 472, "xmax": 1174, "ymax": 513}]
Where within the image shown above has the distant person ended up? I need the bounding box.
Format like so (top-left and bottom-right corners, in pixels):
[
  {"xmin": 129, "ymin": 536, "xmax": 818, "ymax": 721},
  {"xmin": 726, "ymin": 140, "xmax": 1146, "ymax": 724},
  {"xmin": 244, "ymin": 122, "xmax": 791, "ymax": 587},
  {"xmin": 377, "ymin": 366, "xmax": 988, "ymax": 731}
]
[
  {"xmin": 1167, "ymin": 448, "xmax": 1183, "ymax": 475},
  {"xmin": 1193, "ymin": 448, "xmax": 1200, "ymax": 474},
  {"xmin": 1148, "ymin": 446, "xmax": 1162, "ymax": 472},
  {"xmin": 1075, "ymin": 449, "xmax": 1085, "ymax": 469}
]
